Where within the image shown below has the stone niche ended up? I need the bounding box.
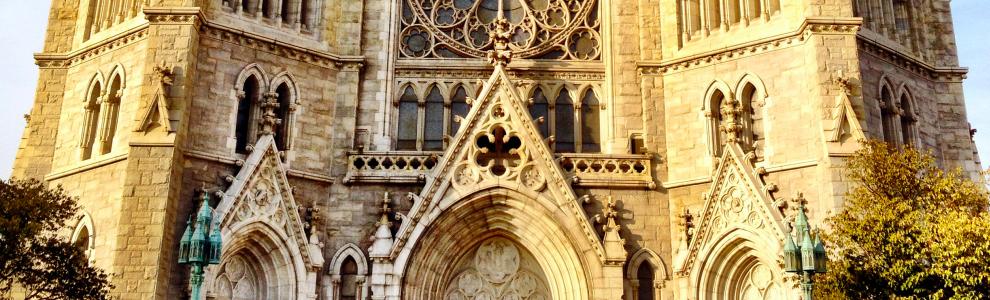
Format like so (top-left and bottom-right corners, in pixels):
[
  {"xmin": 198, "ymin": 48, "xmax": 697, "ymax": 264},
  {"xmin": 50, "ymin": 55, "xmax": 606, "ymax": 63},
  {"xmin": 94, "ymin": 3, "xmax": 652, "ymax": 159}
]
[{"xmin": 444, "ymin": 237, "xmax": 551, "ymax": 300}]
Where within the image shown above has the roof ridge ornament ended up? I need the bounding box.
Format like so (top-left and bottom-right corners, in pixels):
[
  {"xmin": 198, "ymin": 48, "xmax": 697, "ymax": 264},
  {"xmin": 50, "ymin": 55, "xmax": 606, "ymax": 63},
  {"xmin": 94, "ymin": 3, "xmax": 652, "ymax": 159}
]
[{"xmin": 487, "ymin": 18, "xmax": 513, "ymax": 67}]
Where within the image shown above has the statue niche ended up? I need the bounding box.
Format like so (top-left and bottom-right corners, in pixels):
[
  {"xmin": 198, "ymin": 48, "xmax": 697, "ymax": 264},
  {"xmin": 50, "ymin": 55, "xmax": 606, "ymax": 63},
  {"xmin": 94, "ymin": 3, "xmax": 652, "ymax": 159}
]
[{"xmin": 445, "ymin": 237, "xmax": 550, "ymax": 300}]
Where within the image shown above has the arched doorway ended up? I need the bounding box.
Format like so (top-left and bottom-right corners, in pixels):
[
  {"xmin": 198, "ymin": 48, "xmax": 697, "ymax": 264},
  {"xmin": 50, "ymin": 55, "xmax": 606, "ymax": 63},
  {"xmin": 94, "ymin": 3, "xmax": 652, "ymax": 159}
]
[{"xmin": 398, "ymin": 190, "xmax": 596, "ymax": 300}]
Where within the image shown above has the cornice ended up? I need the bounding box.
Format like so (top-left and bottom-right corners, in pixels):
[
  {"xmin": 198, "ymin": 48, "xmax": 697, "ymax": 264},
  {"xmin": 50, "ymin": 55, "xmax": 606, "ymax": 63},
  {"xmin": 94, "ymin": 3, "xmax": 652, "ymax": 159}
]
[
  {"xmin": 34, "ymin": 7, "xmax": 364, "ymax": 71},
  {"xmin": 856, "ymin": 36, "xmax": 968, "ymax": 82},
  {"xmin": 638, "ymin": 17, "xmax": 861, "ymax": 76}
]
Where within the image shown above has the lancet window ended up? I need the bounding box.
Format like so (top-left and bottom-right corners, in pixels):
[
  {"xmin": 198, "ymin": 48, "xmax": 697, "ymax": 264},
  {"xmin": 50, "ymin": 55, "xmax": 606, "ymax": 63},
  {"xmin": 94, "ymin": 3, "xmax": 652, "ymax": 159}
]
[
  {"xmin": 81, "ymin": 0, "xmax": 142, "ymax": 41},
  {"xmin": 678, "ymin": 0, "xmax": 780, "ymax": 41},
  {"xmin": 79, "ymin": 69, "xmax": 124, "ymax": 161},
  {"xmin": 853, "ymin": 0, "xmax": 928, "ymax": 59},
  {"xmin": 706, "ymin": 77, "xmax": 766, "ymax": 159},
  {"xmin": 222, "ymin": 0, "xmax": 323, "ymax": 34},
  {"xmin": 394, "ymin": 82, "xmax": 484, "ymax": 151},
  {"xmin": 398, "ymin": 0, "xmax": 602, "ymax": 60},
  {"xmin": 625, "ymin": 249, "xmax": 667, "ymax": 300},
  {"xmin": 525, "ymin": 85, "xmax": 602, "ymax": 153},
  {"xmin": 876, "ymin": 80, "xmax": 918, "ymax": 147},
  {"xmin": 233, "ymin": 66, "xmax": 298, "ymax": 154}
]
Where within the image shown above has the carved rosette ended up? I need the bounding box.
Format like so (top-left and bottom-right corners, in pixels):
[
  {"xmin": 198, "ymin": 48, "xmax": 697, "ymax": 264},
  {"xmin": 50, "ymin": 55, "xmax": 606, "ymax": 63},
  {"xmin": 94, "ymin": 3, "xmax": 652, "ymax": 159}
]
[{"xmin": 445, "ymin": 238, "xmax": 550, "ymax": 300}]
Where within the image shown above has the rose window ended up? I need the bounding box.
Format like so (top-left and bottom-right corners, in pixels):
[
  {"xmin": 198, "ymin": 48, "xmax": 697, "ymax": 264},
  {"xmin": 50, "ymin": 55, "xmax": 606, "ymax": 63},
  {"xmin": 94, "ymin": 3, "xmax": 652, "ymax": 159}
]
[{"xmin": 399, "ymin": 0, "xmax": 601, "ymax": 60}]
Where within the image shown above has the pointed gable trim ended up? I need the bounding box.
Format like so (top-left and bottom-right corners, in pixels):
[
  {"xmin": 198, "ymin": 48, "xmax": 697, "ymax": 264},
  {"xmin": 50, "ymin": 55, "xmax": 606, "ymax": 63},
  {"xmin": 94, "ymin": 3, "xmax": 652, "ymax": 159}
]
[
  {"xmin": 386, "ymin": 65, "xmax": 607, "ymax": 261},
  {"xmin": 216, "ymin": 135, "xmax": 322, "ymax": 268},
  {"xmin": 679, "ymin": 143, "xmax": 788, "ymax": 274}
]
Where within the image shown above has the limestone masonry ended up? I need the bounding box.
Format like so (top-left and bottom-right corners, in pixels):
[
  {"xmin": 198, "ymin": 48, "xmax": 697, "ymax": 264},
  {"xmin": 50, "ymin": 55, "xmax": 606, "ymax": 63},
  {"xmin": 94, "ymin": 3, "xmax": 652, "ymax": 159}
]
[{"xmin": 12, "ymin": 0, "xmax": 982, "ymax": 299}]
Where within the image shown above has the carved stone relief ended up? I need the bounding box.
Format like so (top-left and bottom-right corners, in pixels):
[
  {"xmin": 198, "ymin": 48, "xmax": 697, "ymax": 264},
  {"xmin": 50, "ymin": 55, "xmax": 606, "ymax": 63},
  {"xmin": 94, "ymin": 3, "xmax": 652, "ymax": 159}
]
[
  {"xmin": 445, "ymin": 238, "xmax": 550, "ymax": 300},
  {"xmin": 738, "ymin": 263, "xmax": 783, "ymax": 300},
  {"xmin": 214, "ymin": 256, "xmax": 263, "ymax": 300}
]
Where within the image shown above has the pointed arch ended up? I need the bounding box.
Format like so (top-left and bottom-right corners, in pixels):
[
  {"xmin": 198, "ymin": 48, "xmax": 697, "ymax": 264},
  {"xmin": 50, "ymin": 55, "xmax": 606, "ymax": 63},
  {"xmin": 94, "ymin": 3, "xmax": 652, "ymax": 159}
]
[
  {"xmin": 71, "ymin": 212, "xmax": 96, "ymax": 265},
  {"xmin": 424, "ymin": 84, "xmax": 446, "ymax": 150},
  {"xmin": 529, "ymin": 84, "xmax": 551, "ymax": 139},
  {"xmin": 326, "ymin": 243, "xmax": 369, "ymax": 300},
  {"xmin": 233, "ymin": 64, "xmax": 269, "ymax": 154},
  {"xmin": 693, "ymin": 228, "xmax": 786, "ymax": 300},
  {"xmin": 878, "ymin": 77, "xmax": 900, "ymax": 145},
  {"xmin": 579, "ymin": 86, "xmax": 602, "ymax": 153},
  {"xmin": 626, "ymin": 248, "xmax": 669, "ymax": 300},
  {"xmin": 554, "ymin": 85, "xmax": 576, "ymax": 152},
  {"xmin": 396, "ymin": 84, "xmax": 420, "ymax": 150},
  {"xmin": 896, "ymin": 84, "xmax": 918, "ymax": 147},
  {"xmin": 80, "ymin": 73, "xmax": 105, "ymax": 160},
  {"xmin": 270, "ymin": 72, "xmax": 299, "ymax": 152},
  {"xmin": 449, "ymin": 84, "xmax": 471, "ymax": 138},
  {"xmin": 703, "ymin": 80, "xmax": 733, "ymax": 158},
  {"xmin": 236, "ymin": 64, "xmax": 270, "ymax": 90},
  {"xmin": 734, "ymin": 73, "xmax": 767, "ymax": 158},
  {"xmin": 99, "ymin": 68, "xmax": 125, "ymax": 155}
]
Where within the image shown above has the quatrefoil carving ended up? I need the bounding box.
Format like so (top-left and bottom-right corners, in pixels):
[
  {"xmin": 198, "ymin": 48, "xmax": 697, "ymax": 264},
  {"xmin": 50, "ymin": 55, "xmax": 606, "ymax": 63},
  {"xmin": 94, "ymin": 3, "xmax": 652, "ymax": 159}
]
[{"xmin": 475, "ymin": 126, "xmax": 522, "ymax": 176}]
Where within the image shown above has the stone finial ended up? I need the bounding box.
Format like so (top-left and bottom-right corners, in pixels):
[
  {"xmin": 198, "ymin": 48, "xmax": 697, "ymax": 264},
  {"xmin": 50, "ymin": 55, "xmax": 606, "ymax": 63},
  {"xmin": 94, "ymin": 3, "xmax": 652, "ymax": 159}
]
[
  {"xmin": 369, "ymin": 192, "xmax": 396, "ymax": 259},
  {"xmin": 677, "ymin": 208, "xmax": 695, "ymax": 244},
  {"xmin": 487, "ymin": 18, "xmax": 513, "ymax": 66},
  {"xmin": 259, "ymin": 92, "xmax": 282, "ymax": 135},
  {"xmin": 595, "ymin": 196, "xmax": 626, "ymax": 262},
  {"xmin": 719, "ymin": 98, "xmax": 742, "ymax": 143}
]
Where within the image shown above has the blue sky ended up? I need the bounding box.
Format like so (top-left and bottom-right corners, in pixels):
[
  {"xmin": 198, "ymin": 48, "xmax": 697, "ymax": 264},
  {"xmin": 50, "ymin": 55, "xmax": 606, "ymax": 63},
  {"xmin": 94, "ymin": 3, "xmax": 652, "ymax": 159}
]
[{"xmin": 0, "ymin": 1, "xmax": 986, "ymax": 179}]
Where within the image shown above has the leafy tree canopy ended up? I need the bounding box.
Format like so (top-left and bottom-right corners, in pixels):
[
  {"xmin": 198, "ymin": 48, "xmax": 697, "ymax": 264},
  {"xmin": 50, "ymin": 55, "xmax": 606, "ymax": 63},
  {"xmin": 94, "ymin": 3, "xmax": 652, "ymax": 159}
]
[
  {"xmin": 816, "ymin": 140, "xmax": 990, "ymax": 300},
  {"xmin": 0, "ymin": 179, "xmax": 111, "ymax": 300}
]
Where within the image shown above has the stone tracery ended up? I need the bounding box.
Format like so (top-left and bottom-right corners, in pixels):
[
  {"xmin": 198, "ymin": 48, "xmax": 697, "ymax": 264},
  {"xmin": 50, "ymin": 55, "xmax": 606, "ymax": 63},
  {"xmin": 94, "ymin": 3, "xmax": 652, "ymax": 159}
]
[
  {"xmin": 444, "ymin": 238, "xmax": 551, "ymax": 300},
  {"xmin": 399, "ymin": 0, "xmax": 601, "ymax": 60}
]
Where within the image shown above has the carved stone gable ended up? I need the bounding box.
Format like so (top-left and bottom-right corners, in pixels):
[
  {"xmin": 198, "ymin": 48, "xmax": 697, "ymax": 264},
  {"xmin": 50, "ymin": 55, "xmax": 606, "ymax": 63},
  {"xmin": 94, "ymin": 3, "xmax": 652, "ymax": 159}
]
[
  {"xmin": 678, "ymin": 144, "xmax": 788, "ymax": 274},
  {"xmin": 216, "ymin": 135, "xmax": 323, "ymax": 269},
  {"xmin": 387, "ymin": 64, "xmax": 606, "ymax": 262}
]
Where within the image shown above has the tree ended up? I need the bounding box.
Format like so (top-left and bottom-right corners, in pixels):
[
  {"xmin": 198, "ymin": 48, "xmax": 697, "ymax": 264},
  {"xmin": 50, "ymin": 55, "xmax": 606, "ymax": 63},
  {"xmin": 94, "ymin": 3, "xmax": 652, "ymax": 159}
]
[
  {"xmin": 816, "ymin": 140, "xmax": 990, "ymax": 300},
  {"xmin": 0, "ymin": 179, "xmax": 112, "ymax": 300}
]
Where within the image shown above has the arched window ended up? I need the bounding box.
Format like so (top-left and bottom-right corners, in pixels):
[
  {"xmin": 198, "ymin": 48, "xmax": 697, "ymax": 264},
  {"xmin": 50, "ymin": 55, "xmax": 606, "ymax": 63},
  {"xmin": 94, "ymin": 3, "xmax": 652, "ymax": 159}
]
[
  {"xmin": 300, "ymin": 0, "xmax": 313, "ymax": 30},
  {"xmin": 340, "ymin": 257, "xmax": 359, "ymax": 300},
  {"xmin": 636, "ymin": 262, "xmax": 656, "ymax": 300},
  {"xmin": 81, "ymin": 78, "xmax": 102, "ymax": 160},
  {"xmin": 274, "ymin": 83, "xmax": 293, "ymax": 150},
  {"xmin": 71, "ymin": 214, "xmax": 95, "ymax": 265},
  {"xmin": 580, "ymin": 89, "xmax": 601, "ymax": 153},
  {"xmin": 738, "ymin": 83, "xmax": 757, "ymax": 153},
  {"xmin": 711, "ymin": 89, "xmax": 727, "ymax": 156},
  {"xmin": 529, "ymin": 87, "xmax": 550, "ymax": 139},
  {"xmin": 327, "ymin": 244, "xmax": 368, "ymax": 300},
  {"xmin": 879, "ymin": 85, "xmax": 899, "ymax": 145},
  {"xmin": 745, "ymin": 0, "xmax": 762, "ymax": 21},
  {"xmin": 236, "ymin": 75, "xmax": 260, "ymax": 154},
  {"xmin": 554, "ymin": 88, "xmax": 576, "ymax": 152},
  {"xmin": 424, "ymin": 86, "xmax": 445, "ymax": 150},
  {"xmin": 449, "ymin": 86, "xmax": 470, "ymax": 136},
  {"xmin": 397, "ymin": 86, "xmax": 419, "ymax": 150},
  {"xmin": 242, "ymin": 0, "xmax": 256, "ymax": 15},
  {"xmin": 262, "ymin": 0, "xmax": 274, "ymax": 19},
  {"xmin": 705, "ymin": 0, "xmax": 722, "ymax": 31},
  {"xmin": 626, "ymin": 249, "xmax": 667, "ymax": 300},
  {"xmin": 900, "ymin": 92, "xmax": 916, "ymax": 147},
  {"xmin": 281, "ymin": 0, "xmax": 292, "ymax": 24},
  {"xmin": 100, "ymin": 73, "xmax": 123, "ymax": 155}
]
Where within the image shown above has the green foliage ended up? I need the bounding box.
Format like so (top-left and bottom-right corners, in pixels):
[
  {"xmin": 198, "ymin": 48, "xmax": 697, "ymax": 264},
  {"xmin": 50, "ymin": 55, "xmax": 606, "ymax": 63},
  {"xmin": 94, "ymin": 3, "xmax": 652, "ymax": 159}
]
[
  {"xmin": 0, "ymin": 179, "xmax": 112, "ymax": 300},
  {"xmin": 816, "ymin": 140, "xmax": 990, "ymax": 300}
]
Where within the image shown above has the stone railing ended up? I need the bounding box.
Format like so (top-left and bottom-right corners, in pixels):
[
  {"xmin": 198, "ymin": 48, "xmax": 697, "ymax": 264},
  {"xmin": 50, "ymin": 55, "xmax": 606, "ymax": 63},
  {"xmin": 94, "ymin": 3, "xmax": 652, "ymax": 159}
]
[
  {"xmin": 342, "ymin": 151, "xmax": 441, "ymax": 184},
  {"xmin": 558, "ymin": 153, "xmax": 656, "ymax": 189},
  {"xmin": 343, "ymin": 151, "xmax": 656, "ymax": 189}
]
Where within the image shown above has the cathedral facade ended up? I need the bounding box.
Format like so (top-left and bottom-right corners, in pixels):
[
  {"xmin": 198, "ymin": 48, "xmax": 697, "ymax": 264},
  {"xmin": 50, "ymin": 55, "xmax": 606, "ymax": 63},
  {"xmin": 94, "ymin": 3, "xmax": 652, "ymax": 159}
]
[{"xmin": 12, "ymin": 0, "xmax": 982, "ymax": 299}]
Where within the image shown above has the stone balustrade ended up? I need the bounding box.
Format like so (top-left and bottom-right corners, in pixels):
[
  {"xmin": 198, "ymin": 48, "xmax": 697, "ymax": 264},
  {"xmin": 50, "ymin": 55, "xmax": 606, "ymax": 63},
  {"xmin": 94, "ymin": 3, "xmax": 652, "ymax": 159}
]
[{"xmin": 344, "ymin": 151, "xmax": 656, "ymax": 189}]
